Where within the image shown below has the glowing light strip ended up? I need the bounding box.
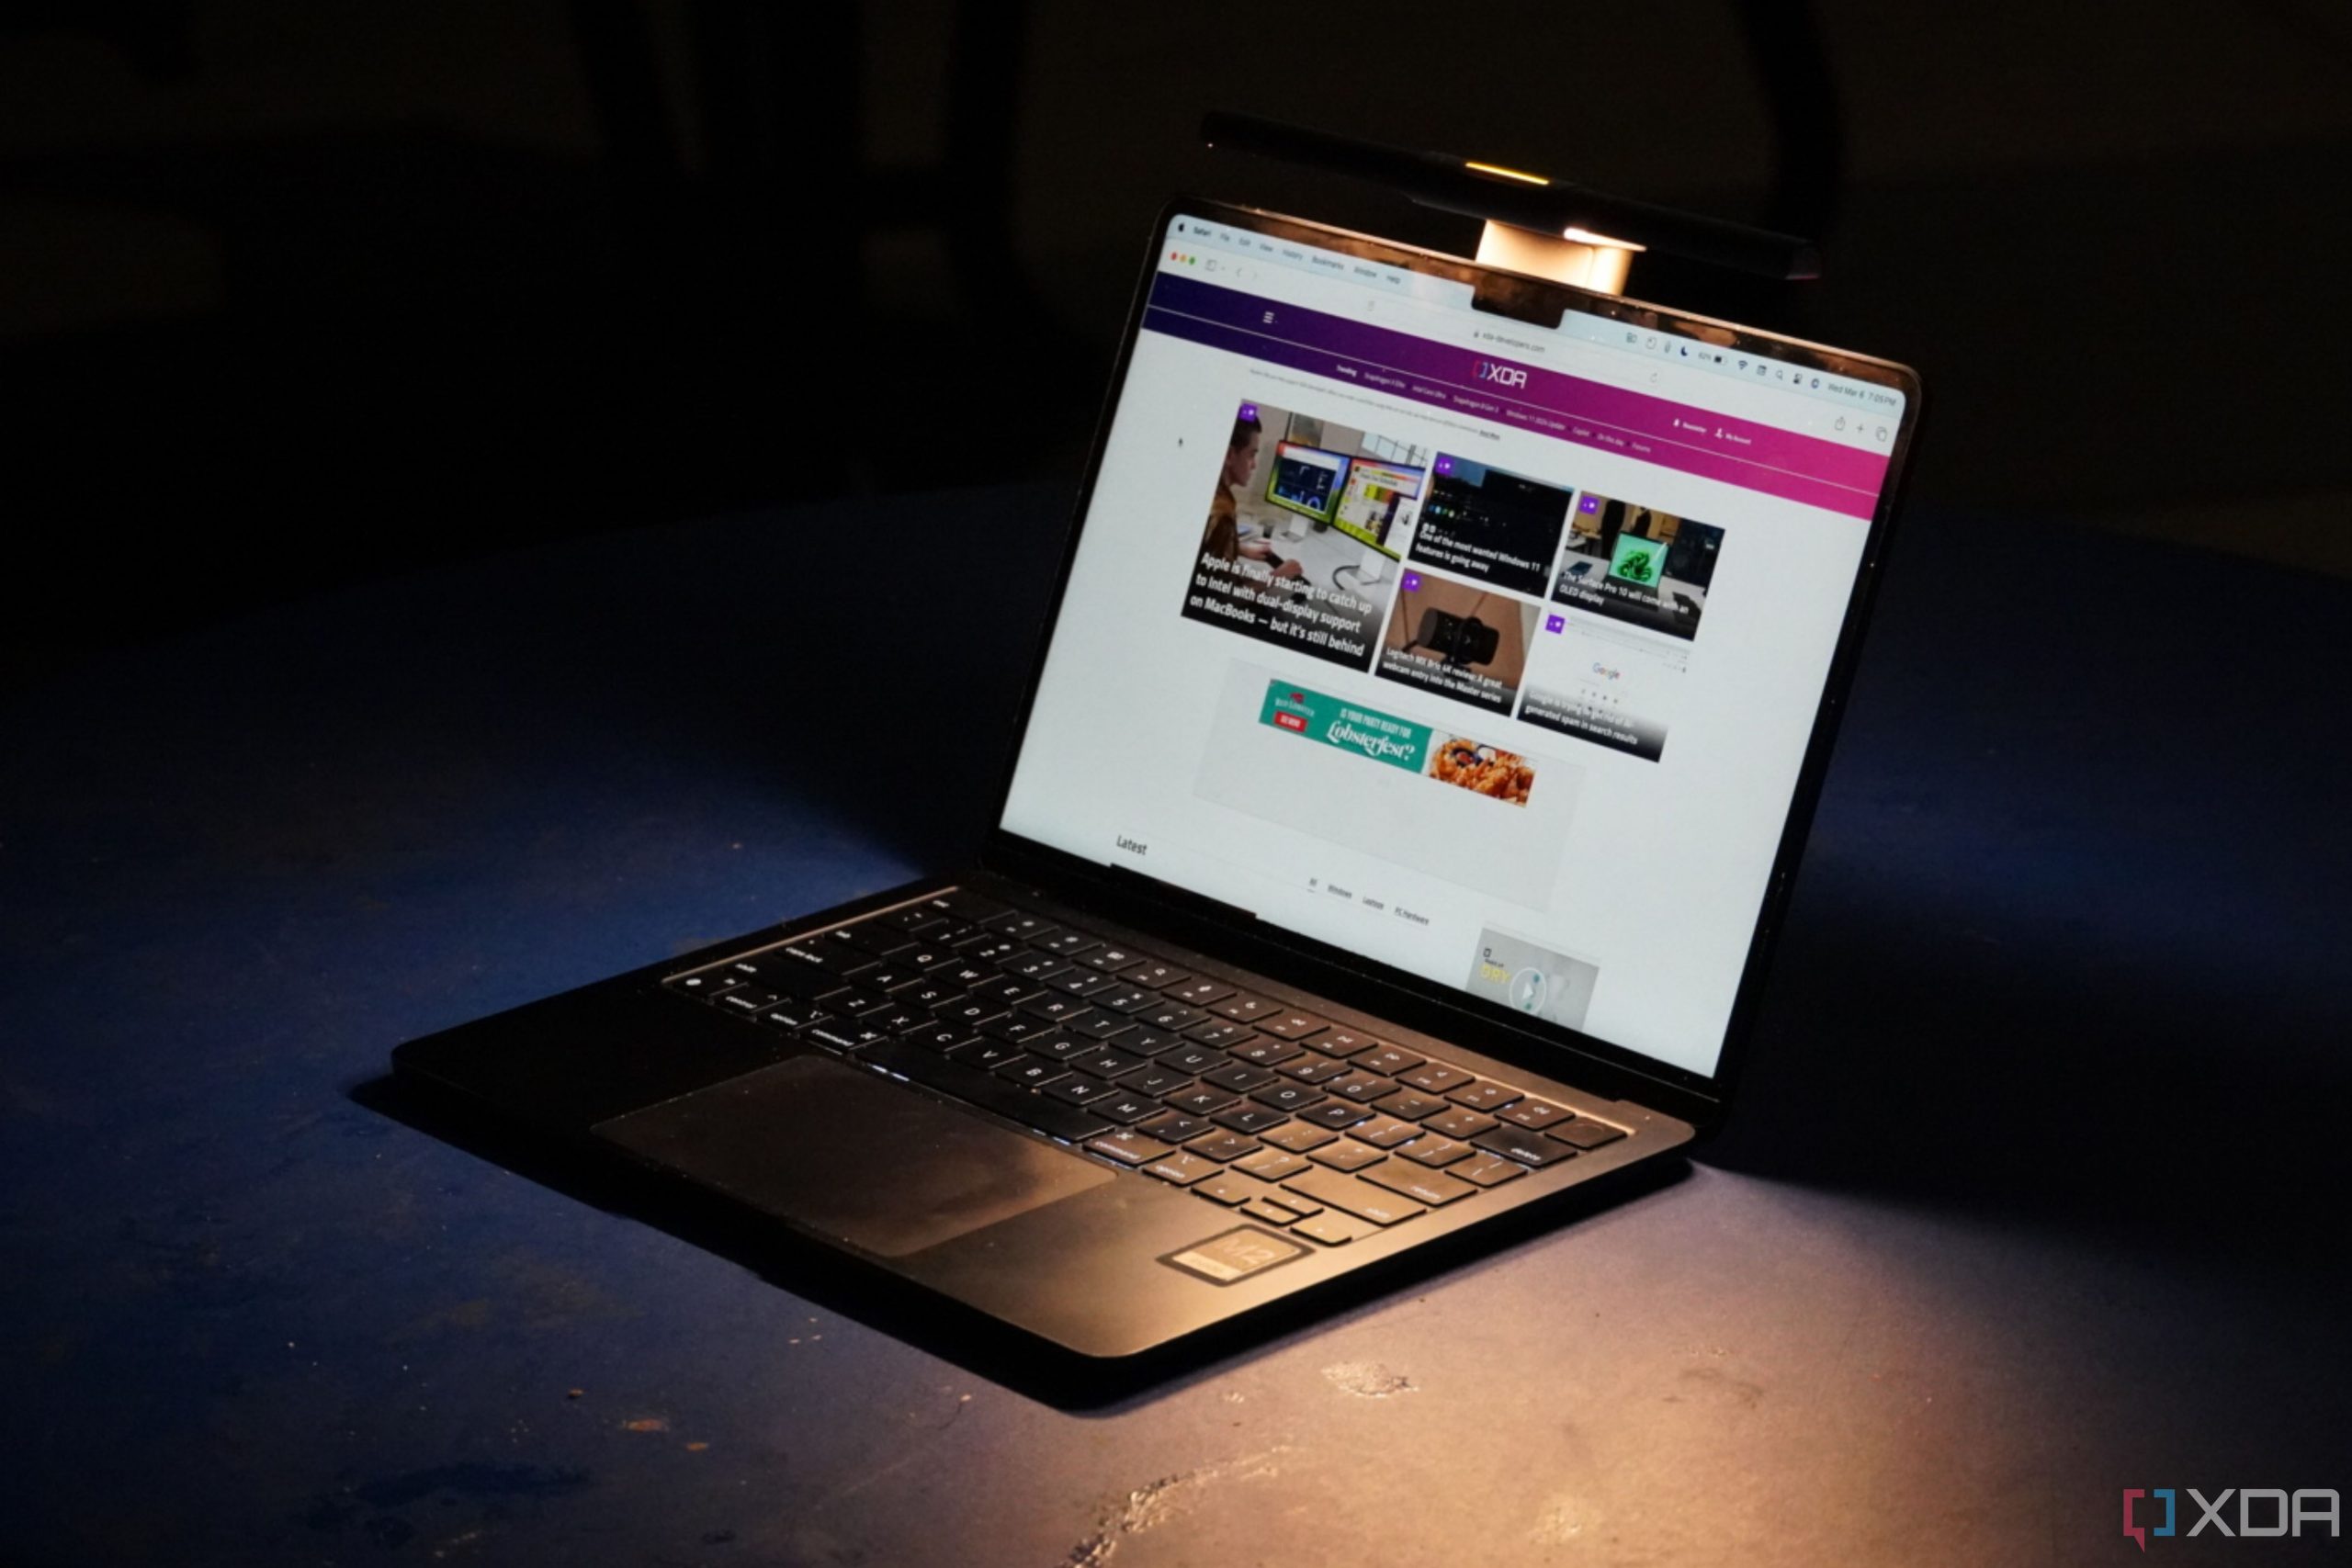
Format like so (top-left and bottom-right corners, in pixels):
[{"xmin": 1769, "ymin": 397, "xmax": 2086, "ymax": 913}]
[{"xmin": 1464, "ymin": 159, "xmax": 1550, "ymax": 186}]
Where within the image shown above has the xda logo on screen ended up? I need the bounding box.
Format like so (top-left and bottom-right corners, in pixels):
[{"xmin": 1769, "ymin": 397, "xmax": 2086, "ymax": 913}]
[
  {"xmin": 1476, "ymin": 360, "xmax": 1528, "ymax": 389},
  {"xmin": 2122, "ymin": 1488, "xmax": 2337, "ymax": 1550}
]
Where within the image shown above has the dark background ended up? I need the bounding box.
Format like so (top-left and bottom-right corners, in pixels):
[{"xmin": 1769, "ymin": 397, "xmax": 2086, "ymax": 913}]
[{"xmin": 4, "ymin": 0, "xmax": 2347, "ymax": 693}]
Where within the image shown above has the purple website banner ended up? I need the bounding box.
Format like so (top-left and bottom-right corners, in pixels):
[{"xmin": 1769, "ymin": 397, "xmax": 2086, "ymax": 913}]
[{"xmin": 1144, "ymin": 272, "xmax": 1889, "ymax": 519}]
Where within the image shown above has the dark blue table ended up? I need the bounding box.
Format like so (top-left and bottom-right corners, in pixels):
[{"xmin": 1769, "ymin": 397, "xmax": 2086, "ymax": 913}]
[{"xmin": 6, "ymin": 488, "xmax": 2347, "ymax": 1565}]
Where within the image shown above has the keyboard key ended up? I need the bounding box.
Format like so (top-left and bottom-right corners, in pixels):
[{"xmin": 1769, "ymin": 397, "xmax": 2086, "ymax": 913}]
[
  {"xmin": 1080, "ymin": 944, "xmax": 1148, "ymax": 972},
  {"xmin": 1249, "ymin": 1082, "xmax": 1325, "ymax": 1114},
  {"xmin": 1043, "ymin": 1073, "xmax": 1118, "ymax": 1105},
  {"xmin": 1329, "ymin": 1072, "xmax": 1397, "ymax": 1102},
  {"xmin": 888, "ymin": 979, "xmax": 966, "ymax": 1010},
  {"xmin": 1400, "ymin": 1062, "xmax": 1474, "ymax": 1094},
  {"xmin": 1018, "ymin": 993, "xmax": 1093, "ymax": 1025},
  {"xmin": 901, "ymin": 1023, "xmax": 970, "ymax": 1053},
  {"xmin": 1449, "ymin": 1081, "xmax": 1522, "ymax": 1112},
  {"xmin": 803, "ymin": 1021, "xmax": 885, "ymax": 1052},
  {"xmin": 1229, "ymin": 1035, "xmax": 1304, "ymax": 1066},
  {"xmin": 1293, "ymin": 1212, "xmax": 1372, "ymax": 1246},
  {"xmin": 1241, "ymin": 1199, "xmax": 1299, "ymax": 1225},
  {"xmin": 1548, "ymin": 1118, "xmax": 1627, "ymax": 1150},
  {"xmin": 1137, "ymin": 1111, "xmax": 1211, "ymax": 1143},
  {"xmin": 1233, "ymin": 1147, "xmax": 1309, "ymax": 1182},
  {"xmin": 1045, "ymin": 968, "xmax": 1114, "ymax": 998},
  {"xmin": 1280, "ymin": 1167, "xmax": 1426, "ymax": 1226},
  {"xmin": 871, "ymin": 1007, "xmax": 932, "ymax": 1035},
  {"xmin": 1091, "ymin": 986, "xmax": 1158, "ymax": 1015},
  {"xmin": 1261, "ymin": 1121, "xmax": 1340, "ymax": 1153},
  {"xmin": 928, "ymin": 888, "xmax": 1012, "ymax": 922},
  {"xmin": 1348, "ymin": 1114, "xmax": 1422, "ymax": 1149},
  {"xmin": 1262, "ymin": 1189, "xmax": 1323, "ymax": 1219},
  {"xmin": 1125, "ymin": 1064, "xmax": 1190, "ymax": 1097},
  {"xmin": 880, "ymin": 907, "xmax": 950, "ymax": 934},
  {"xmin": 1202, "ymin": 1062, "xmax": 1277, "ymax": 1092},
  {"xmin": 1277, "ymin": 1054, "xmax": 1351, "ymax": 1084},
  {"xmin": 715, "ymin": 987, "xmax": 777, "ymax": 1016},
  {"xmin": 1472, "ymin": 1127, "xmax": 1576, "ymax": 1168},
  {"xmin": 954, "ymin": 935, "xmax": 1024, "ymax": 965},
  {"xmin": 1069, "ymin": 1011, "xmax": 1137, "ymax": 1042},
  {"xmin": 1139, "ymin": 1002, "xmax": 1206, "ymax": 1032},
  {"xmin": 1308, "ymin": 1138, "xmax": 1385, "ymax": 1172},
  {"xmin": 1186, "ymin": 1130, "xmax": 1261, "ymax": 1163},
  {"xmin": 949, "ymin": 1038, "xmax": 1024, "ymax": 1070},
  {"xmin": 1360, "ymin": 1163, "xmax": 1476, "ymax": 1207},
  {"xmin": 1159, "ymin": 1043, "xmax": 1224, "ymax": 1076},
  {"xmin": 1259, "ymin": 1011, "xmax": 1329, "ymax": 1041},
  {"xmin": 1424, "ymin": 1108, "xmax": 1498, "ymax": 1140},
  {"xmin": 761, "ymin": 998, "xmax": 832, "ymax": 1031},
  {"xmin": 1109, "ymin": 1026, "xmax": 1180, "ymax": 1056},
  {"xmin": 846, "ymin": 959, "xmax": 917, "ymax": 991},
  {"xmin": 1094, "ymin": 1091, "xmax": 1162, "ymax": 1124},
  {"xmin": 970, "ymin": 976, "xmax": 1039, "ymax": 1006},
  {"xmin": 858, "ymin": 1038, "xmax": 1110, "ymax": 1142},
  {"xmin": 838, "ymin": 924, "xmax": 918, "ymax": 957},
  {"xmin": 1300, "ymin": 1100, "xmax": 1373, "ymax": 1131},
  {"xmin": 1163, "ymin": 1085, "xmax": 1238, "ymax": 1115},
  {"xmin": 1374, "ymin": 1089, "xmax": 1450, "ymax": 1122},
  {"xmin": 1143, "ymin": 1151, "xmax": 1218, "ymax": 1185},
  {"xmin": 1500, "ymin": 1099, "xmax": 1570, "ymax": 1130},
  {"xmin": 993, "ymin": 1055, "xmax": 1069, "ymax": 1089},
  {"xmin": 1356, "ymin": 1045, "xmax": 1424, "ymax": 1077},
  {"xmin": 1182, "ymin": 1020, "xmax": 1254, "ymax": 1048},
  {"xmin": 1170, "ymin": 978, "xmax": 1235, "ymax": 1006},
  {"xmin": 1001, "ymin": 951, "xmax": 1069, "ymax": 981},
  {"xmin": 1032, "ymin": 1032, "xmax": 1098, "ymax": 1061},
  {"xmin": 1449, "ymin": 1153, "xmax": 1529, "ymax": 1188},
  {"xmin": 1069, "ymin": 1046, "xmax": 1146, "ymax": 1079},
  {"xmin": 1036, "ymin": 931, "xmax": 1101, "ymax": 958},
  {"xmin": 1303, "ymin": 1028, "xmax": 1375, "ymax": 1058},
  {"xmin": 976, "ymin": 1014, "xmax": 1061, "ymax": 1047},
  {"xmin": 1125, "ymin": 961, "xmax": 1191, "ymax": 989},
  {"xmin": 980, "ymin": 911, "xmax": 1054, "ymax": 940},
  {"xmin": 1212, "ymin": 992, "xmax": 1280, "ymax": 1021},
  {"xmin": 936, "ymin": 998, "xmax": 1007, "ymax": 1029},
  {"xmin": 1194, "ymin": 1172, "xmax": 1274, "ymax": 1207},
  {"xmin": 829, "ymin": 988, "xmax": 896, "ymax": 1019},
  {"xmin": 1211, "ymin": 1104, "xmax": 1290, "ymax": 1134},
  {"xmin": 1398, "ymin": 1135, "xmax": 1474, "ymax": 1168},
  {"xmin": 932, "ymin": 961, "xmax": 992, "ymax": 987}
]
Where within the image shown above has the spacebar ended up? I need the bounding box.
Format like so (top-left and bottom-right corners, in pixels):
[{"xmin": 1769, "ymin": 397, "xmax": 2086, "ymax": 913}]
[{"xmin": 859, "ymin": 1039, "xmax": 1113, "ymax": 1143}]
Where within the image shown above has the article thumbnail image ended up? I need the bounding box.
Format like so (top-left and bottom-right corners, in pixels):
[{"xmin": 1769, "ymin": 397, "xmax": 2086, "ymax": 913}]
[
  {"xmin": 1374, "ymin": 570, "xmax": 1538, "ymax": 717},
  {"xmin": 1429, "ymin": 735, "xmax": 1534, "ymax": 807},
  {"xmin": 1551, "ymin": 493, "xmax": 1724, "ymax": 642},
  {"xmin": 1180, "ymin": 400, "xmax": 1431, "ymax": 672},
  {"xmin": 1407, "ymin": 454, "xmax": 1576, "ymax": 599}
]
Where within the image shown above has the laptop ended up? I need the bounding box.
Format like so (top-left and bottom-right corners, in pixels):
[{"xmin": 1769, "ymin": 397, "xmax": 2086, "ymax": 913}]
[{"xmin": 392, "ymin": 198, "xmax": 1921, "ymax": 1365}]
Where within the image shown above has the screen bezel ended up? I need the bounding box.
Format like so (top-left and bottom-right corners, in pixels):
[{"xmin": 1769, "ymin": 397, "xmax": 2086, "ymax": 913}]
[{"xmin": 978, "ymin": 197, "xmax": 1924, "ymax": 1132}]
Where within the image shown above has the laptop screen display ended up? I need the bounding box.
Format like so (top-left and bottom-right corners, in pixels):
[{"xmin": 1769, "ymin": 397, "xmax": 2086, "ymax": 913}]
[{"xmin": 1000, "ymin": 209, "xmax": 1910, "ymax": 1082}]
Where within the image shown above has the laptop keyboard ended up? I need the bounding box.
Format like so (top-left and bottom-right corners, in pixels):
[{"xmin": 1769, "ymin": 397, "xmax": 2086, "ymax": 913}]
[{"xmin": 665, "ymin": 888, "xmax": 1626, "ymax": 1246}]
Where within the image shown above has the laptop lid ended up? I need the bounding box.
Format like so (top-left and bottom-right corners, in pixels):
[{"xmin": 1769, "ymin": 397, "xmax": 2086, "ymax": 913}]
[{"xmin": 987, "ymin": 199, "xmax": 1921, "ymax": 1129}]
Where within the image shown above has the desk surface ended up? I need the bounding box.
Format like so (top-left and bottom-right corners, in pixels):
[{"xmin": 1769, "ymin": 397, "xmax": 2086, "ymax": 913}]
[{"xmin": 6, "ymin": 489, "xmax": 2347, "ymax": 1567}]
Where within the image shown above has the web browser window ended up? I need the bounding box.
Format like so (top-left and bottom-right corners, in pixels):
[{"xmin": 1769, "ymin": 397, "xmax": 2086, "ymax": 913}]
[{"xmin": 1001, "ymin": 212, "xmax": 1906, "ymax": 1078}]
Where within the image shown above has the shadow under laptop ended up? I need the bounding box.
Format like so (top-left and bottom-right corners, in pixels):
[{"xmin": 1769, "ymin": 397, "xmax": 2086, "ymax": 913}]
[
  {"xmin": 349, "ymin": 1070, "xmax": 1690, "ymax": 1413},
  {"xmin": 1699, "ymin": 884, "xmax": 2352, "ymax": 1283}
]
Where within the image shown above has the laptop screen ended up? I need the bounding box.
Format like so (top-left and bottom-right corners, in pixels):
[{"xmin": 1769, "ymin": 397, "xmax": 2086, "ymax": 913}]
[{"xmin": 999, "ymin": 207, "xmax": 1912, "ymax": 1083}]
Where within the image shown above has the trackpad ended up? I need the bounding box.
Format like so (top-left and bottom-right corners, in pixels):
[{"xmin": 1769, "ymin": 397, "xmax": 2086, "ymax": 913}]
[{"xmin": 594, "ymin": 1055, "xmax": 1112, "ymax": 1258}]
